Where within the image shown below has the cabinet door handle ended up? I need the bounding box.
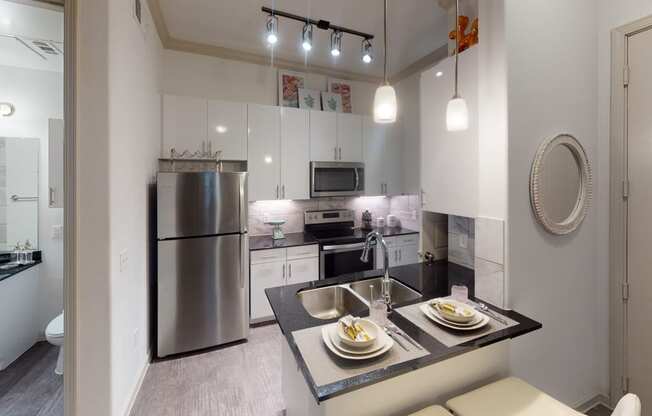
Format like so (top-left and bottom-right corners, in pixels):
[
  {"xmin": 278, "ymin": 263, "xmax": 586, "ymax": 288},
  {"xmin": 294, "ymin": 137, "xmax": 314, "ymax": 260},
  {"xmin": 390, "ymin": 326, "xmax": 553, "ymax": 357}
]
[
  {"xmin": 334, "ymin": 147, "xmax": 338, "ymax": 160},
  {"xmin": 399, "ymin": 249, "xmax": 402, "ymax": 262},
  {"xmin": 288, "ymin": 263, "xmax": 292, "ymax": 278},
  {"xmin": 339, "ymin": 147, "xmax": 342, "ymax": 160},
  {"xmin": 283, "ymin": 264, "xmax": 286, "ymax": 281},
  {"xmin": 282, "ymin": 185, "xmax": 285, "ymax": 199},
  {"xmin": 49, "ymin": 187, "xmax": 55, "ymax": 206},
  {"xmin": 276, "ymin": 185, "xmax": 279, "ymax": 199}
]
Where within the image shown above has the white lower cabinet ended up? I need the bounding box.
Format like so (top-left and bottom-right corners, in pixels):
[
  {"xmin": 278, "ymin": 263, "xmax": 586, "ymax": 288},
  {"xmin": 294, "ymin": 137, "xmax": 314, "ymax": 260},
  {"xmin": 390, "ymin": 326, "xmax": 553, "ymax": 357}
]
[
  {"xmin": 250, "ymin": 260, "xmax": 285, "ymax": 321},
  {"xmin": 250, "ymin": 245, "xmax": 319, "ymax": 322},
  {"xmin": 375, "ymin": 234, "xmax": 420, "ymax": 269}
]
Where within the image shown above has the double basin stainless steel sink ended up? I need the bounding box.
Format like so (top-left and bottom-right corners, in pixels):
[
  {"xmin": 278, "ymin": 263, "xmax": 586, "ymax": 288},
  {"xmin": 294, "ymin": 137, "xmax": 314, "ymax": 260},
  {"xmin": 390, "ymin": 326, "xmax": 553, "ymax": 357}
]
[{"xmin": 296, "ymin": 277, "xmax": 422, "ymax": 320}]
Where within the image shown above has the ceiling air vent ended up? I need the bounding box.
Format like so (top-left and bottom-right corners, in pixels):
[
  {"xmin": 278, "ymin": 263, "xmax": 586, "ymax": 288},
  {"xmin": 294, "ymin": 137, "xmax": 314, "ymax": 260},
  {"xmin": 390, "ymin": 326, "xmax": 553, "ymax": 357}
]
[{"xmin": 32, "ymin": 40, "xmax": 58, "ymax": 55}]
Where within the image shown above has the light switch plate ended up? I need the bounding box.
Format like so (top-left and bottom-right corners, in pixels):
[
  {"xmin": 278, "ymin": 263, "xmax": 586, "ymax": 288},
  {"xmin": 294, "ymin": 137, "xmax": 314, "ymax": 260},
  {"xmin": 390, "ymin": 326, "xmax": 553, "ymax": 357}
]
[{"xmin": 119, "ymin": 249, "xmax": 128, "ymax": 273}]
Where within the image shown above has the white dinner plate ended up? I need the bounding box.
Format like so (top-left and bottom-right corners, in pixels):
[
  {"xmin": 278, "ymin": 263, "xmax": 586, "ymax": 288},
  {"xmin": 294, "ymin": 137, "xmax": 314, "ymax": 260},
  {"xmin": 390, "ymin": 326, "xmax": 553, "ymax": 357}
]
[
  {"xmin": 321, "ymin": 324, "xmax": 394, "ymax": 360},
  {"xmin": 420, "ymin": 304, "xmax": 490, "ymax": 331},
  {"xmin": 426, "ymin": 303, "xmax": 484, "ymax": 327},
  {"xmin": 328, "ymin": 324, "xmax": 385, "ymax": 355}
]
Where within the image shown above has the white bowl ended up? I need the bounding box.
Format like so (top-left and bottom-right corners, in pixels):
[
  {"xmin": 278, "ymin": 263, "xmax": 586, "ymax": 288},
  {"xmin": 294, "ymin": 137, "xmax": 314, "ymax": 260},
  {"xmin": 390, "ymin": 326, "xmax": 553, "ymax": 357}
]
[
  {"xmin": 431, "ymin": 299, "xmax": 476, "ymax": 324},
  {"xmin": 336, "ymin": 318, "xmax": 379, "ymax": 349}
]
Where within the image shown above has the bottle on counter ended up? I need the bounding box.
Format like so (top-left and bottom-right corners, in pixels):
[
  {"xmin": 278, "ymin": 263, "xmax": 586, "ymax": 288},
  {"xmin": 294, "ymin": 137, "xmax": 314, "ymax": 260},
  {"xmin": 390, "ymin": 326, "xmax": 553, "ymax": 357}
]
[
  {"xmin": 24, "ymin": 239, "xmax": 34, "ymax": 264},
  {"xmin": 11, "ymin": 242, "xmax": 22, "ymax": 264}
]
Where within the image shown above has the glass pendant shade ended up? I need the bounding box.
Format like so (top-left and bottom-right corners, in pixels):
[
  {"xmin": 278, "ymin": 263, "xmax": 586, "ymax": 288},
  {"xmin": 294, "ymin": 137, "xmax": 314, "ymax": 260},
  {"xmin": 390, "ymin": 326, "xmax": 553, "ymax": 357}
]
[
  {"xmin": 446, "ymin": 96, "xmax": 468, "ymax": 131},
  {"xmin": 373, "ymin": 85, "xmax": 397, "ymax": 124}
]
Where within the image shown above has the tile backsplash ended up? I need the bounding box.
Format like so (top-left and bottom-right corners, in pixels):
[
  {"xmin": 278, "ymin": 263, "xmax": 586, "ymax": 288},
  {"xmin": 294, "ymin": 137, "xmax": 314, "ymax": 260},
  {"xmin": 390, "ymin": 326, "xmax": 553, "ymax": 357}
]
[
  {"xmin": 448, "ymin": 215, "xmax": 475, "ymax": 269},
  {"xmin": 248, "ymin": 195, "xmax": 420, "ymax": 236}
]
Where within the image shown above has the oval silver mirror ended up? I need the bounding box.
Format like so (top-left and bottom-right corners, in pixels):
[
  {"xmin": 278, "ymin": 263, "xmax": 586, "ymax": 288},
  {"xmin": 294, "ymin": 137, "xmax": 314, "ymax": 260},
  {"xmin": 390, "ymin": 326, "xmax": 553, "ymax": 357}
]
[{"xmin": 530, "ymin": 134, "xmax": 592, "ymax": 235}]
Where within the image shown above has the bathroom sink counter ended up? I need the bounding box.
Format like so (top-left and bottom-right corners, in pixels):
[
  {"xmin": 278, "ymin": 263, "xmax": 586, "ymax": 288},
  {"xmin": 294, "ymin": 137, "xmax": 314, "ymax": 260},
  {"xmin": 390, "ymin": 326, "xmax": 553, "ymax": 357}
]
[
  {"xmin": 0, "ymin": 251, "xmax": 42, "ymax": 283},
  {"xmin": 266, "ymin": 260, "xmax": 542, "ymax": 406}
]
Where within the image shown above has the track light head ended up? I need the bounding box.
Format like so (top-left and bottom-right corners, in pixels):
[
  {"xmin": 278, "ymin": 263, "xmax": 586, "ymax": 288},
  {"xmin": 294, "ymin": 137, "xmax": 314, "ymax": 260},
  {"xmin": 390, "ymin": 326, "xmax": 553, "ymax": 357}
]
[
  {"xmin": 361, "ymin": 38, "xmax": 373, "ymax": 63},
  {"xmin": 302, "ymin": 23, "xmax": 313, "ymax": 52},
  {"xmin": 266, "ymin": 15, "xmax": 278, "ymax": 45},
  {"xmin": 330, "ymin": 30, "xmax": 342, "ymax": 57}
]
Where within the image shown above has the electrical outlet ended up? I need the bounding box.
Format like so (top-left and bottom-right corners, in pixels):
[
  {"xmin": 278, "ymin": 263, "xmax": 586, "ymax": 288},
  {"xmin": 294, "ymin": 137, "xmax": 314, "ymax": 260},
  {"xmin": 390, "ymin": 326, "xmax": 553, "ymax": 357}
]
[
  {"xmin": 52, "ymin": 225, "xmax": 63, "ymax": 240},
  {"xmin": 459, "ymin": 234, "xmax": 468, "ymax": 249},
  {"xmin": 119, "ymin": 249, "xmax": 128, "ymax": 273},
  {"xmin": 133, "ymin": 328, "xmax": 139, "ymax": 349}
]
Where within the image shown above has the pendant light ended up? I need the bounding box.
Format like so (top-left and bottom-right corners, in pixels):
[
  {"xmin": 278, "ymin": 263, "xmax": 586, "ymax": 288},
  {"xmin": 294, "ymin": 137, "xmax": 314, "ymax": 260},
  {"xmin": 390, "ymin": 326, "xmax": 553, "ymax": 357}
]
[
  {"xmin": 446, "ymin": 0, "xmax": 469, "ymax": 132},
  {"xmin": 373, "ymin": 0, "xmax": 397, "ymax": 124}
]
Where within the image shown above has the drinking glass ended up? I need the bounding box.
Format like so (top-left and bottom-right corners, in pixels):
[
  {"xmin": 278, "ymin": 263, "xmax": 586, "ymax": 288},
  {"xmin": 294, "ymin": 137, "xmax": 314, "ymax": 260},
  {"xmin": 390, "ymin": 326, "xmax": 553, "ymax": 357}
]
[{"xmin": 369, "ymin": 284, "xmax": 387, "ymax": 327}]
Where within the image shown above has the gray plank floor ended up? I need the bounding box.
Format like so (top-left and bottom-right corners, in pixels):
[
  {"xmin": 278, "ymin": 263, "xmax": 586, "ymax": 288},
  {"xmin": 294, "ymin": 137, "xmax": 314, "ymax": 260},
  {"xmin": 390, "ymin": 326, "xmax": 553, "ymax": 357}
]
[
  {"xmin": 131, "ymin": 324, "xmax": 285, "ymax": 416},
  {"xmin": 0, "ymin": 342, "xmax": 63, "ymax": 416}
]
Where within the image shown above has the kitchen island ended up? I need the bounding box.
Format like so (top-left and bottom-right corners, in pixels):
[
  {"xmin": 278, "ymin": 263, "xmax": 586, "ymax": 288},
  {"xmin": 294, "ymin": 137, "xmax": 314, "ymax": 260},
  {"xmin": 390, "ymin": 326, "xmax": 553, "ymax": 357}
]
[{"xmin": 265, "ymin": 261, "xmax": 541, "ymax": 416}]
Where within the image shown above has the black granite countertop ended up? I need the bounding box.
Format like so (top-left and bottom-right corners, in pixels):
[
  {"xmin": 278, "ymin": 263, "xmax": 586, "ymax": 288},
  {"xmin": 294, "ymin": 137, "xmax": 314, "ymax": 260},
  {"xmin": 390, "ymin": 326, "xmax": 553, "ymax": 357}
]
[
  {"xmin": 265, "ymin": 261, "xmax": 542, "ymax": 402},
  {"xmin": 0, "ymin": 251, "xmax": 43, "ymax": 283},
  {"xmin": 249, "ymin": 227, "xmax": 419, "ymax": 251}
]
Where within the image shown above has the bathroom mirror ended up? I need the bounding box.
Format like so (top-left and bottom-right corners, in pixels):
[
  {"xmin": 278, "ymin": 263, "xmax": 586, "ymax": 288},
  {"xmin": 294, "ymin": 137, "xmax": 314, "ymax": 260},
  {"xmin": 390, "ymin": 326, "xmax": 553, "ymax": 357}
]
[
  {"xmin": 0, "ymin": 137, "xmax": 39, "ymax": 251},
  {"xmin": 530, "ymin": 134, "xmax": 592, "ymax": 235}
]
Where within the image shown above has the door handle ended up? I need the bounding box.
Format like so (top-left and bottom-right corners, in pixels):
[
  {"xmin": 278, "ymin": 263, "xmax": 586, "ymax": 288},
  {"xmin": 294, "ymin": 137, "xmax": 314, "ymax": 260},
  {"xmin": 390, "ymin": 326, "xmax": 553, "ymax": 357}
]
[
  {"xmin": 49, "ymin": 187, "xmax": 55, "ymax": 206},
  {"xmin": 288, "ymin": 263, "xmax": 292, "ymax": 278},
  {"xmin": 283, "ymin": 264, "xmax": 286, "ymax": 282},
  {"xmin": 399, "ymin": 249, "xmax": 402, "ymax": 262},
  {"xmin": 339, "ymin": 147, "xmax": 342, "ymax": 160},
  {"xmin": 334, "ymin": 147, "xmax": 338, "ymax": 160},
  {"xmin": 282, "ymin": 185, "xmax": 285, "ymax": 199},
  {"xmin": 354, "ymin": 169, "xmax": 360, "ymax": 191},
  {"xmin": 276, "ymin": 185, "xmax": 279, "ymax": 199}
]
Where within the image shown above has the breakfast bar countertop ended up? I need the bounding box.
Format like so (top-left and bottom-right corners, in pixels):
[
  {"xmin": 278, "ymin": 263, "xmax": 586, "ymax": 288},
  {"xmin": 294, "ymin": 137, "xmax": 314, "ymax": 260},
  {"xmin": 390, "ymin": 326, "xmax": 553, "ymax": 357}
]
[{"xmin": 265, "ymin": 261, "xmax": 542, "ymax": 403}]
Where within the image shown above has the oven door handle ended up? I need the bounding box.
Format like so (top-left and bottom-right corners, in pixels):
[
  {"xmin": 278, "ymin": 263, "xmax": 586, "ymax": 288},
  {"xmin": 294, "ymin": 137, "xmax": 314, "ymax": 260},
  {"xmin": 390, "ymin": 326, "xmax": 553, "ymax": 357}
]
[{"xmin": 322, "ymin": 242, "xmax": 366, "ymax": 252}]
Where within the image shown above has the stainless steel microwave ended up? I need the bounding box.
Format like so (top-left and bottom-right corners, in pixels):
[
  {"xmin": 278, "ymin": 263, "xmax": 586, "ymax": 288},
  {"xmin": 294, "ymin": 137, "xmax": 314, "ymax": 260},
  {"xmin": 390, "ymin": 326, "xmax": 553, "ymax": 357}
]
[{"xmin": 310, "ymin": 162, "xmax": 365, "ymax": 198}]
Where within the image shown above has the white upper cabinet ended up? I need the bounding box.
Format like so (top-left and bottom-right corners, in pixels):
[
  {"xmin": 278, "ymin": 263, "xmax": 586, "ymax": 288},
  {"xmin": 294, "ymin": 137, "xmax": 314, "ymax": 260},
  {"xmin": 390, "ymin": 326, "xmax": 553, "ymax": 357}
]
[
  {"xmin": 363, "ymin": 116, "xmax": 386, "ymax": 196},
  {"xmin": 310, "ymin": 111, "xmax": 337, "ymax": 161},
  {"xmin": 336, "ymin": 113, "xmax": 363, "ymax": 162},
  {"xmin": 363, "ymin": 117, "xmax": 403, "ymax": 196},
  {"xmin": 162, "ymin": 95, "xmax": 207, "ymax": 156},
  {"xmin": 281, "ymin": 108, "xmax": 310, "ymax": 200},
  {"xmin": 248, "ymin": 104, "xmax": 281, "ymax": 201},
  {"xmin": 207, "ymin": 99, "xmax": 247, "ymax": 160},
  {"xmin": 420, "ymin": 46, "xmax": 478, "ymax": 217}
]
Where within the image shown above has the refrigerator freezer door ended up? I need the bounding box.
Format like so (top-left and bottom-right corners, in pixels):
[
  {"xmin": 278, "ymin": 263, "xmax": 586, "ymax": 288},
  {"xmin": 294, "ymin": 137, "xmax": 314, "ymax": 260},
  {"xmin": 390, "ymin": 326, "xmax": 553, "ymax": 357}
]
[
  {"xmin": 157, "ymin": 172, "xmax": 247, "ymax": 239},
  {"xmin": 157, "ymin": 233, "xmax": 249, "ymax": 357}
]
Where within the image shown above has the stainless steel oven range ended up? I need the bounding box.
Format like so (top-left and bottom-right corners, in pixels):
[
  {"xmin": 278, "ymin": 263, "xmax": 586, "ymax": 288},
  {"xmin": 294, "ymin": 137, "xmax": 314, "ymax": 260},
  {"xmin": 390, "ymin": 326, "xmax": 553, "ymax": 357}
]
[{"xmin": 304, "ymin": 209, "xmax": 376, "ymax": 279}]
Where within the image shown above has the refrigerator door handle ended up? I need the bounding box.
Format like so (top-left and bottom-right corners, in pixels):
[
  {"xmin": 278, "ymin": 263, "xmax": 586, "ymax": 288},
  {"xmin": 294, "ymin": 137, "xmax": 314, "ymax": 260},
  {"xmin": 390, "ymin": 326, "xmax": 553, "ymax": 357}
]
[{"xmin": 240, "ymin": 235, "xmax": 248, "ymax": 289}]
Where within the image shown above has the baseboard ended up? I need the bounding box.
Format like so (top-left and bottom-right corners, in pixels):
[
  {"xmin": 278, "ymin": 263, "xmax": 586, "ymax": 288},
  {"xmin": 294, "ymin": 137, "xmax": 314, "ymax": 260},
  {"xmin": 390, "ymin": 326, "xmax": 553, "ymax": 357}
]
[
  {"xmin": 575, "ymin": 394, "xmax": 611, "ymax": 413},
  {"xmin": 123, "ymin": 351, "xmax": 151, "ymax": 416}
]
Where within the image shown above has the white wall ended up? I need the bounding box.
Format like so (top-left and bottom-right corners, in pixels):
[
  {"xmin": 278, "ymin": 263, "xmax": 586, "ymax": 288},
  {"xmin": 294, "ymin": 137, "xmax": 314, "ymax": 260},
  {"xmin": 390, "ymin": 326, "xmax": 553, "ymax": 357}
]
[
  {"xmin": 0, "ymin": 64, "xmax": 64, "ymax": 352},
  {"xmin": 107, "ymin": 0, "xmax": 162, "ymax": 414},
  {"xmin": 395, "ymin": 73, "xmax": 421, "ymax": 195},
  {"xmin": 76, "ymin": 0, "xmax": 162, "ymax": 414},
  {"xmin": 503, "ymin": 0, "xmax": 603, "ymax": 407},
  {"xmin": 161, "ymin": 49, "xmax": 378, "ymax": 115},
  {"xmin": 596, "ymin": 0, "xmax": 652, "ymax": 399}
]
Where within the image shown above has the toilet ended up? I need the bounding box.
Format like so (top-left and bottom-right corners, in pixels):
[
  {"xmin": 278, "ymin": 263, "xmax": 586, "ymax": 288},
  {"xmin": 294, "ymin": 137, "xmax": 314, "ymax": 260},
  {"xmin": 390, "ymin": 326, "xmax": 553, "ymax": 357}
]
[{"xmin": 45, "ymin": 312, "xmax": 64, "ymax": 375}]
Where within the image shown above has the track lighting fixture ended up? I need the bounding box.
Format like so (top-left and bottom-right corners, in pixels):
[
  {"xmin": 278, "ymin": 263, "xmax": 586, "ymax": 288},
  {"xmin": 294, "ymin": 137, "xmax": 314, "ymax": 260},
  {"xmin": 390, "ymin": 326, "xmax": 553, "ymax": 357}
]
[
  {"xmin": 266, "ymin": 14, "xmax": 278, "ymax": 45},
  {"xmin": 260, "ymin": 7, "xmax": 374, "ymax": 61},
  {"xmin": 361, "ymin": 38, "xmax": 373, "ymax": 63},
  {"xmin": 330, "ymin": 30, "xmax": 342, "ymax": 57},
  {"xmin": 301, "ymin": 23, "xmax": 313, "ymax": 51}
]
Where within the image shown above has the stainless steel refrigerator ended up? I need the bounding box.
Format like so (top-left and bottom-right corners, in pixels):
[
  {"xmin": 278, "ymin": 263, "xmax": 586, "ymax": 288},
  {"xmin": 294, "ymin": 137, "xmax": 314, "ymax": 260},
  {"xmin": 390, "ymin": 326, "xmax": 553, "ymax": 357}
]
[{"xmin": 156, "ymin": 171, "xmax": 249, "ymax": 357}]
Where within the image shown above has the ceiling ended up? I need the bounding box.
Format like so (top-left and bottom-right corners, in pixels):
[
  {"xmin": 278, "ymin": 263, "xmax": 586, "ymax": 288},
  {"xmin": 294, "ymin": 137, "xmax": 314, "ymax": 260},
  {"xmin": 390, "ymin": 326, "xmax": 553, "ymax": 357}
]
[
  {"xmin": 0, "ymin": 0, "xmax": 64, "ymax": 72},
  {"xmin": 156, "ymin": 0, "xmax": 451, "ymax": 79}
]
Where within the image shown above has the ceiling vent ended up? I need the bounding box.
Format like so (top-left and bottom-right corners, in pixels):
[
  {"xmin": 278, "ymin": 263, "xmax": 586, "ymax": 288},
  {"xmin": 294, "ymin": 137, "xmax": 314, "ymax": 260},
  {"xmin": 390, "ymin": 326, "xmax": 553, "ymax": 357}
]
[{"xmin": 13, "ymin": 36, "xmax": 63, "ymax": 60}]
